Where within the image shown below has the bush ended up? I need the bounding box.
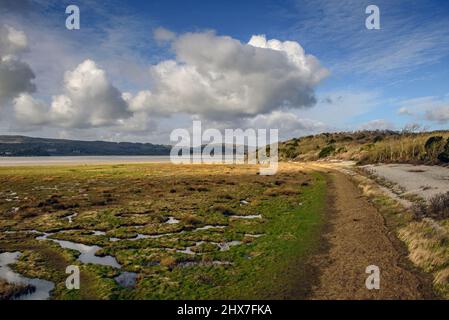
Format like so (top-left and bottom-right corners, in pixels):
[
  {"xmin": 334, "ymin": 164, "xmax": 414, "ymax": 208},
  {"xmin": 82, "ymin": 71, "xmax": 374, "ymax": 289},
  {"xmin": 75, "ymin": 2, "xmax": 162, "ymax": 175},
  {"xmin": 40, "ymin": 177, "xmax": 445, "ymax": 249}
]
[
  {"xmin": 373, "ymin": 135, "xmax": 383, "ymax": 143},
  {"xmin": 412, "ymin": 192, "xmax": 449, "ymax": 220},
  {"xmin": 411, "ymin": 202, "xmax": 427, "ymax": 219},
  {"xmin": 424, "ymin": 136, "xmax": 443, "ymax": 149},
  {"xmin": 428, "ymin": 192, "xmax": 449, "ymax": 219},
  {"xmin": 424, "ymin": 136, "xmax": 445, "ymax": 160},
  {"xmin": 318, "ymin": 145, "xmax": 335, "ymax": 158},
  {"xmin": 437, "ymin": 138, "xmax": 449, "ymax": 163}
]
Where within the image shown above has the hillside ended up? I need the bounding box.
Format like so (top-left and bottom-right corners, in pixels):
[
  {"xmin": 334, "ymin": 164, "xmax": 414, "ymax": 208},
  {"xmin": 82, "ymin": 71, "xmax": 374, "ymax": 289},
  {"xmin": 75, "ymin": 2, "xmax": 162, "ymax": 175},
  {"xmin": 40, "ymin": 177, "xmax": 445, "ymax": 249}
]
[
  {"xmin": 279, "ymin": 130, "xmax": 449, "ymax": 165},
  {"xmin": 0, "ymin": 136, "xmax": 171, "ymax": 156}
]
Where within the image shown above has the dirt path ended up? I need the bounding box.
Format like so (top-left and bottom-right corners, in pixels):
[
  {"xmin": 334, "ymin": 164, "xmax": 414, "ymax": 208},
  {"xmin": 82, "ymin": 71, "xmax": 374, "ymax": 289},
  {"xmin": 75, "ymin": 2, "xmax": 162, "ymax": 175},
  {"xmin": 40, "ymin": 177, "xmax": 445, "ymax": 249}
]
[{"xmin": 307, "ymin": 169, "xmax": 435, "ymax": 299}]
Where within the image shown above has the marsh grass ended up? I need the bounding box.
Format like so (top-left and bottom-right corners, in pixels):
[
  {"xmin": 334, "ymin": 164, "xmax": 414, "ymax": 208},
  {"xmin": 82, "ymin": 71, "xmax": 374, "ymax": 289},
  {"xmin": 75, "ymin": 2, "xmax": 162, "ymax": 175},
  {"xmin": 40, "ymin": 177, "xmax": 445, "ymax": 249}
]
[
  {"xmin": 0, "ymin": 163, "xmax": 325, "ymax": 299},
  {"xmin": 0, "ymin": 279, "xmax": 35, "ymax": 300}
]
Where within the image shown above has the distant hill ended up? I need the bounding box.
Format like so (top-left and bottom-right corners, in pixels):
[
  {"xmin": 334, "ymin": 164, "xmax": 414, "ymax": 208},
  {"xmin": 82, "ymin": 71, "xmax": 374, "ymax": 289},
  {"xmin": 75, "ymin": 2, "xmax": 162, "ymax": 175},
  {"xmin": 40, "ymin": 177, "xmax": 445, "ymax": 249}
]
[
  {"xmin": 279, "ymin": 130, "xmax": 449, "ymax": 165},
  {"xmin": 0, "ymin": 135, "xmax": 171, "ymax": 156}
]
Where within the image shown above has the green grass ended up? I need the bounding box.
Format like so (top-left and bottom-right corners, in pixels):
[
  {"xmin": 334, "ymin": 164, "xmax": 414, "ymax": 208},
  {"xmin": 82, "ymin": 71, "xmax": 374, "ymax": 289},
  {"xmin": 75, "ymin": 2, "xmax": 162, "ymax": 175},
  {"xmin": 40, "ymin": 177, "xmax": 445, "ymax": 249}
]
[
  {"xmin": 133, "ymin": 172, "xmax": 326, "ymax": 299},
  {"xmin": 0, "ymin": 164, "xmax": 327, "ymax": 300}
]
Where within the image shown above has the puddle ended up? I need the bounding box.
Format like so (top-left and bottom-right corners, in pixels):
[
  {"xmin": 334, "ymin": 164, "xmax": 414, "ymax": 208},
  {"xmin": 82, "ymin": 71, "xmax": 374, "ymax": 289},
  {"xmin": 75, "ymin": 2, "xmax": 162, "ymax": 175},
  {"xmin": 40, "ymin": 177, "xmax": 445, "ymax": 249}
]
[
  {"xmin": 176, "ymin": 240, "xmax": 242, "ymax": 255},
  {"xmin": 0, "ymin": 252, "xmax": 54, "ymax": 300},
  {"xmin": 229, "ymin": 215, "xmax": 262, "ymax": 220},
  {"xmin": 66, "ymin": 212, "xmax": 78, "ymax": 223},
  {"xmin": 217, "ymin": 241, "xmax": 242, "ymax": 251},
  {"xmin": 165, "ymin": 216, "xmax": 180, "ymax": 224},
  {"xmin": 194, "ymin": 225, "xmax": 226, "ymax": 231},
  {"xmin": 36, "ymin": 233, "xmax": 121, "ymax": 268},
  {"xmin": 176, "ymin": 247, "xmax": 196, "ymax": 255},
  {"xmin": 129, "ymin": 233, "xmax": 150, "ymax": 241},
  {"xmin": 108, "ymin": 233, "xmax": 151, "ymax": 242},
  {"xmin": 244, "ymin": 233, "xmax": 264, "ymax": 238},
  {"xmin": 91, "ymin": 230, "xmax": 106, "ymax": 236},
  {"xmin": 114, "ymin": 271, "xmax": 137, "ymax": 288},
  {"xmin": 175, "ymin": 241, "xmax": 207, "ymax": 255},
  {"xmin": 4, "ymin": 229, "xmax": 43, "ymax": 235}
]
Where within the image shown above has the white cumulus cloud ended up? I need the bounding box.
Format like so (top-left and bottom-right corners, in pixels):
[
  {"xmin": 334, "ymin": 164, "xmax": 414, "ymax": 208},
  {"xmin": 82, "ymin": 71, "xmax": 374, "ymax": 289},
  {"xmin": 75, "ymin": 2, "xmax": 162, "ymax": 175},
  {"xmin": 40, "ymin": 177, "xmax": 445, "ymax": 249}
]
[
  {"xmin": 128, "ymin": 31, "xmax": 328, "ymax": 120},
  {"xmin": 13, "ymin": 60, "xmax": 131, "ymax": 128}
]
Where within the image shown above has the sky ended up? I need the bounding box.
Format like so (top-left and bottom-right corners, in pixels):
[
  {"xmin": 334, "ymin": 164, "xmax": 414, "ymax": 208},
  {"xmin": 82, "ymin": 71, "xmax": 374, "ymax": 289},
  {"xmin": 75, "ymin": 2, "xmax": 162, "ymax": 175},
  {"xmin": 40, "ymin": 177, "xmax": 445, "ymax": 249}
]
[{"xmin": 0, "ymin": 0, "xmax": 449, "ymax": 144}]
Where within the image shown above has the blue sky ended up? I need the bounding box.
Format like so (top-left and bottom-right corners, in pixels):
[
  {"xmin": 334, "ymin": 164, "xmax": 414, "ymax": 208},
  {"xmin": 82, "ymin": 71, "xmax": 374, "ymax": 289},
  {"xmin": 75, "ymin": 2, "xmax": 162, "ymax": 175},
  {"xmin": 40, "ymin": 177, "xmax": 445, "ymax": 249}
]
[{"xmin": 0, "ymin": 0, "xmax": 448, "ymax": 142}]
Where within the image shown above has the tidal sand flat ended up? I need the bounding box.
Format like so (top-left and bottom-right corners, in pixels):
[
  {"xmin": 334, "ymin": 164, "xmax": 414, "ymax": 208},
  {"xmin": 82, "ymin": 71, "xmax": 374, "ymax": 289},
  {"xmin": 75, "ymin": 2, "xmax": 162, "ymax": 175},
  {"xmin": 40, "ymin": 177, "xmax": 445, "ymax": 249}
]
[{"xmin": 0, "ymin": 156, "xmax": 171, "ymax": 167}]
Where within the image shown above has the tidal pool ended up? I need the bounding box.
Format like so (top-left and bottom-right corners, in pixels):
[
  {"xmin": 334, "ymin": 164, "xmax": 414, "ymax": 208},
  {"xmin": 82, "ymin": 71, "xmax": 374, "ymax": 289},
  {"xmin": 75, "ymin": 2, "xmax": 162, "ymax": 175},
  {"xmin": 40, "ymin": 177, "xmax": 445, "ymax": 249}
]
[
  {"xmin": 114, "ymin": 271, "xmax": 137, "ymax": 288},
  {"xmin": 0, "ymin": 252, "xmax": 55, "ymax": 300},
  {"xmin": 36, "ymin": 233, "xmax": 121, "ymax": 268}
]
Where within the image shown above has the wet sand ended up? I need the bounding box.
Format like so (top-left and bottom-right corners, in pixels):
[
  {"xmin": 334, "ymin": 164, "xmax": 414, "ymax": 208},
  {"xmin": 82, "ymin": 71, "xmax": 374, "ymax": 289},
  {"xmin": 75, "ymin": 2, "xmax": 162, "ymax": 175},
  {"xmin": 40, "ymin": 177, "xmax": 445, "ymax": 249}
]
[{"xmin": 0, "ymin": 156, "xmax": 171, "ymax": 167}]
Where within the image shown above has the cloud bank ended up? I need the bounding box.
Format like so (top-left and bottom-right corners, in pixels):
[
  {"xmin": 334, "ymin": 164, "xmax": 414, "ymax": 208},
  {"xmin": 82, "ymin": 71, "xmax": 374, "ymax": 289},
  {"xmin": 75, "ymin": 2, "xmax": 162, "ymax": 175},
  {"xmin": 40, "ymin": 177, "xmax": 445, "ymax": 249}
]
[{"xmin": 3, "ymin": 26, "xmax": 328, "ymax": 141}]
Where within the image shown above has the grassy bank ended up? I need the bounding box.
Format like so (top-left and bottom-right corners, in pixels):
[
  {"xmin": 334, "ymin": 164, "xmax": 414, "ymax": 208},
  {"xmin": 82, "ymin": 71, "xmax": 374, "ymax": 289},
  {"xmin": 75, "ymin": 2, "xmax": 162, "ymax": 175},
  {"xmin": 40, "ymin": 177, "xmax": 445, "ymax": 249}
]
[{"xmin": 279, "ymin": 130, "xmax": 449, "ymax": 165}]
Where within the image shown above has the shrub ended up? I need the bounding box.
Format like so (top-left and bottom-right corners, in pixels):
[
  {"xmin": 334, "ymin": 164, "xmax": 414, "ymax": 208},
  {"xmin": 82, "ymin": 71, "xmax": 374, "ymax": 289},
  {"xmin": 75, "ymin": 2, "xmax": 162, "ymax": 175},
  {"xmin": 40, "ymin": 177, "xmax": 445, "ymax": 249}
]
[
  {"xmin": 318, "ymin": 145, "xmax": 335, "ymax": 158},
  {"xmin": 411, "ymin": 202, "xmax": 428, "ymax": 219},
  {"xmin": 437, "ymin": 138, "xmax": 449, "ymax": 163},
  {"xmin": 336, "ymin": 147, "xmax": 347, "ymax": 153},
  {"xmin": 424, "ymin": 136, "xmax": 445, "ymax": 160},
  {"xmin": 373, "ymin": 135, "xmax": 383, "ymax": 143},
  {"xmin": 424, "ymin": 136, "xmax": 443, "ymax": 149},
  {"xmin": 428, "ymin": 192, "xmax": 449, "ymax": 219},
  {"xmin": 412, "ymin": 192, "xmax": 449, "ymax": 220}
]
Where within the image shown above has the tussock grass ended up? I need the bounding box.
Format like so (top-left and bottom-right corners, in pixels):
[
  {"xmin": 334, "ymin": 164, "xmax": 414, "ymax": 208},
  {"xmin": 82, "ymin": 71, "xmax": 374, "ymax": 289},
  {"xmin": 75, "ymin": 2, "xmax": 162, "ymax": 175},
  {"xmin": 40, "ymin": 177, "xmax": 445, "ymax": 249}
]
[{"xmin": 0, "ymin": 279, "xmax": 35, "ymax": 300}]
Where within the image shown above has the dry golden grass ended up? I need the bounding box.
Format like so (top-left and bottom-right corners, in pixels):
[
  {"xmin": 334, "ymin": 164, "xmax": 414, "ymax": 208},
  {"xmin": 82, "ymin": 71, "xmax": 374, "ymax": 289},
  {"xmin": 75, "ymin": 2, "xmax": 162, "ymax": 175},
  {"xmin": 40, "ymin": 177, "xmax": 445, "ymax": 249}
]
[{"xmin": 160, "ymin": 256, "xmax": 177, "ymax": 269}]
